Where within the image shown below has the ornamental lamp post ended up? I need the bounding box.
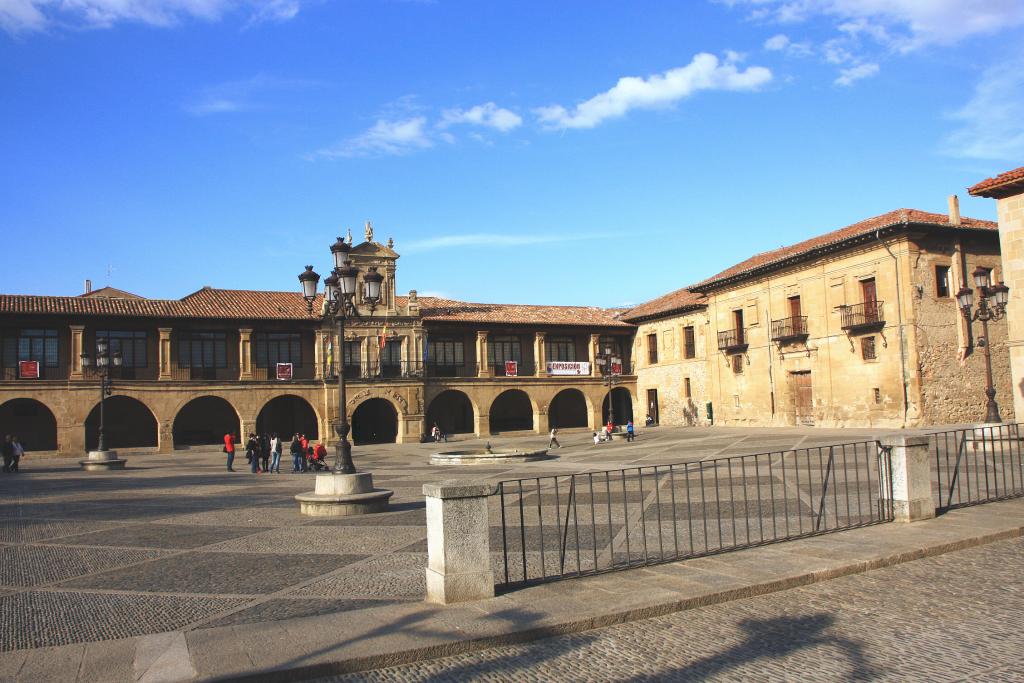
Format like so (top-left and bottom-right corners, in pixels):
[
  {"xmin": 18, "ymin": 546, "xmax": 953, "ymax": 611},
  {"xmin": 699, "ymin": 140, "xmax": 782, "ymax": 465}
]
[
  {"xmin": 957, "ymin": 266, "xmax": 1011, "ymax": 424},
  {"xmin": 78, "ymin": 340, "xmax": 127, "ymax": 470},
  {"xmin": 601, "ymin": 345, "xmax": 621, "ymax": 435}
]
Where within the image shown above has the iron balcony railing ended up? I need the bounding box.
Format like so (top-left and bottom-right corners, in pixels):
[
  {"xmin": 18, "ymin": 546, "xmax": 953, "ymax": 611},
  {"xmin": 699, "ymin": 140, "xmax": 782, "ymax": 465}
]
[
  {"xmin": 251, "ymin": 364, "xmax": 316, "ymax": 381},
  {"xmin": 931, "ymin": 423, "xmax": 1024, "ymax": 513},
  {"xmin": 717, "ymin": 328, "xmax": 747, "ymax": 352},
  {"xmin": 325, "ymin": 360, "xmax": 426, "ymax": 381},
  {"xmin": 840, "ymin": 301, "xmax": 885, "ymax": 330},
  {"xmin": 492, "ymin": 362, "xmax": 536, "ymax": 377},
  {"xmin": 425, "ymin": 362, "xmax": 480, "ymax": 378},
  {"xmin": 770, "ymin": 316, "xmax": 809, "ymax": 342},
  {"xmin": 169, "ymin": 365, "xmax": 241, "ymax": 381},
  {"xmin": 493, "ymin": 440, "xmax": 893, "ymax": 589}
]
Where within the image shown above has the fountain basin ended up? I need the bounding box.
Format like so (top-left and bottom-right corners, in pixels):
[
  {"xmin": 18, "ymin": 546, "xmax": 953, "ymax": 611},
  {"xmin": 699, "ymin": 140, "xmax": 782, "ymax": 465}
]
[{"xmin": 430, "ymin": 448, "xmax": 552, "ymax": 465}]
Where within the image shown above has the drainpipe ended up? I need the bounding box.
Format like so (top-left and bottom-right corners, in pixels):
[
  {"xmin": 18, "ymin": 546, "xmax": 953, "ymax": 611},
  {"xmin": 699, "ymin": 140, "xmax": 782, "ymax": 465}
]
[{"xmin": 876, "ymin": 227, "xmax": 910, "ymax": 428}]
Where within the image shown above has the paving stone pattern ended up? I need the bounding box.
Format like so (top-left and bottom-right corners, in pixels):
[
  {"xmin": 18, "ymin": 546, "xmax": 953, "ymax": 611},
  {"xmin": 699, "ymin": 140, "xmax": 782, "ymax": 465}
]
[
  {"xmin": 0, "ymin": 424, "xmax": 898, "ymax": 652},
  {"xmin": 321, "ymin": 537, "xmax": 1024, "ymax": 682}
]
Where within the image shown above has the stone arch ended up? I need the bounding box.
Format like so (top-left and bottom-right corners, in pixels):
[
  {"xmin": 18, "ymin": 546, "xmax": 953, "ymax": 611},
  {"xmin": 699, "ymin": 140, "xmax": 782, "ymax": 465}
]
[
  {"xmin": 85, "ymin": 395, "xmax": 158, "ymax": 451},
  {"xmin": 351, "ymin": 398, "xmax": 398, "ymax": 445},
  {"xmin": 425, "ymin": 390, "xmax": 476, "ymax": 436},
  {"xmin": 172, "ymin": 395, "xmax": 241, "ymax": 447},
  {"xmin": 602, "ymin": 387, "xmax": 634, "ymax": 426},
  {"xmin": 489, "ymin": 389, "xmax": 534, "ymax": 433},
  {"xmin": 256, "ymin": 394, "xmax": 320, "ymax": 441},
  {"xmin": 0, "ymin": 398, "xmax": 57, "ymax": 451},
  {"xmin": 548, "ymin": 388, "xmax": 590, "ymax": 430}
]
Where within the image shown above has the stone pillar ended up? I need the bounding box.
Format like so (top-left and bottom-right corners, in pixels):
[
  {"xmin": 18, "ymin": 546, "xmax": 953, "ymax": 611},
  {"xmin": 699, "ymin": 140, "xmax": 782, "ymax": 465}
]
[
  {"xmin": 534, "ymin": 332, "xmax": 546, "ymax": 377},
  {"xmin": 158, "ymin": 328, "xmax": 172, "ymax": 380},
  {"xmin": 589, "ymin": 334, "xmax": 601, "ymax": 377},
  {"xmin": 238, "ymin": 328, "xmax": 253, "ymax": 380},
  {"xmin": 69, "ymin": 325, "xmax": 85, "ymax": 380},
  {"xmin": 476, "ymin": 331, "xmax": 490, "ymax": 377},
  {"xmin": 996, "ymin": 191, "xmax": 1024, "ymax": 420},
  {"xmin": 314, "ymin": 329, "xmax": 327, "ymax": 380},
  {"xmin": 423, "ymin": 481, "xmax": 497, "ymax": 604},
  {"xmin": 158, "ymin": 421, "xmax": 174, "ymax": 454},
  {"xmin": 879, "ymin": 435, "xmax": 934, "ymax": 522},
  {"xmin": 474, "ymin": 412, "xmax": 490, "ymax": 437}
]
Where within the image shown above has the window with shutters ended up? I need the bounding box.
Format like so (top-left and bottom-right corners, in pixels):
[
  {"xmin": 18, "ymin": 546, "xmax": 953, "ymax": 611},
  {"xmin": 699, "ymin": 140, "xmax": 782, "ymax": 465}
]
[
  {"xmin": 178, "ymin": 331, "xmax": 227, "ymax": 368},
  {"xmin": 15, "ymin": 329, "xmax": 60, "ymax": 368},
  {"xmin": 488, "ymin": 335, "xmax": 521, "ymax": 365},
  {"xmin": 428, "ymin": 339, "xmax": 464, "ymax": 366},
  {"xmin": 862, "ymin": 336, "xmax": 877, "ymax": 361},
  {"xmin": 545, "ymin": 336, "xmax": 575, "ymax": 362},
  {"xmin": 647, "ymin": 334, "xmax": 658, "ymax": 364},
  {"xmin": 683, "ymin": 326, "xmax": 696, "ymax": 359},
  {"xmin": 254, "ymin": 332, "xmax": 301, "ymax": 368}
]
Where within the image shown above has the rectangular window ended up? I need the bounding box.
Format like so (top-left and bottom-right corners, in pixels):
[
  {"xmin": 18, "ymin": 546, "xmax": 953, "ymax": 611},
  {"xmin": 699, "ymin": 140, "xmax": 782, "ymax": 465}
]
[
  {"xmin": 684, "ymin": 377, "xmax": 692, "ymax": 398},
  {"xmin": 343, "ymin": 340, "xmax": 361, "ymax": 367},
  {"xmin": 861, "ymin": 278, "xmax": 877, "ymax": 303},
  {"xmin": 935, "ymin": 265, "xmax": 950, "ymax": 298},
  {"xmin": 96, "ymin": 330, "xmax": 148, "ymax": 368},
  {"xmin": 598, "ymin": 336, "xmax": 622, "ymax": 360},
  {"xmin": 428, "ymin": 339, "xmax": 465, "ymax": 366},
  {"xmin": 647, "ymin": 388, "xmax": 659, "ymax": 425},
  {"xmin": 178, "ymin": 331, "xmax": 227, "ymax": 368},
  {"xmin": 862, "ymin": 336, "xmax": 877, "ymax": 361},
  {"xmin": 254, "ymin": 332, "xmax": 301, "ymax": 368},
  {"xmin": 17, "ymin": 329, "xmax": 59, "ymax": 368},
  {"xmin": 647, "ymin": 334, "xmax": 658, "ymax": 364},
  {"xmin": 545, "ymin": 336, "xmax": 576, "ymax": 362},
  {"xmin": 873, "ymin": 387, "xmax": 882, "ymax": 404},
  {"xmin": 488, "ymin": 335, "xmax": 521, "ymax": 365},
  {"xmin": 683, "ymin": 326, "xmax": 696, "ymax": 359},
  {"xmin": 731, "ymin": 354, "xmax": 743, "ymax": 374}
]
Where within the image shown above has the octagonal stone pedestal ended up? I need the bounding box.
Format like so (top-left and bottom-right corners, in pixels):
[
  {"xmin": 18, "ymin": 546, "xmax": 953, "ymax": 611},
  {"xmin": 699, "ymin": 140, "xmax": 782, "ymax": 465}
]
[
  {"xmin": 295, "ymin": 472, "xmax": 393, "ymax": 516},
  {"xmin": 430, "ymin": 448, "xmax": 550, "ymax": 465},
  {"xmin": 79, "ymin": 450, "xmax": 127, "ymax": 471}
]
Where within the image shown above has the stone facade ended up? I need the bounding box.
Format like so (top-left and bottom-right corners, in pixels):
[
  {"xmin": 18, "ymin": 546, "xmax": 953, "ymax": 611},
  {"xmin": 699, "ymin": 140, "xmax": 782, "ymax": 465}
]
[{"xmin": 632, "ymin": 310, "xmax": 710, "ymax": 426}]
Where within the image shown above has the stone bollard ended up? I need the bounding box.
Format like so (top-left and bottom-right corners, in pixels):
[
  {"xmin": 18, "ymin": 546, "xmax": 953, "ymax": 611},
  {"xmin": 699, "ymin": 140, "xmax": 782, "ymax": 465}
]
[
  {"xmin": 879, "ymin": 435, "xmax": 934, "ymax": 522},
  {"xmin": 423, "ymin": 480, "xmax": 497, "ymax": 605}
]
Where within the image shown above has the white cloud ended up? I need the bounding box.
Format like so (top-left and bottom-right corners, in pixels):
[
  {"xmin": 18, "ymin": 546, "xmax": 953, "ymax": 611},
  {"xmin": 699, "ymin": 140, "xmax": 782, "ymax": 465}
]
[
  {"xmin": 439, "ymin": 102, "xmax": 522, "ymax": 132},
  {"xmin": 183, "ymin": 74, "xmax": 322, "ymax": 116},
  {"xmin": 403, "ymin": 232, "xmax": 609, "ymax": 253},
  {"xmin": 944, "ymin": 57, "xmax": 1024, "ymax": 161},
  {"xmin": 0, "ymin": 0, "xmax": 302, "ymax": 33},
  {"xmin": 534, "ymin": 52, "xmax": 772, "ymax": 130},
  {"xmin": 834, "ymin": 62, "xmax": 879, "ymax": 86},
  {"xmin": 314, "ymin": 117, "xmax": 432, "ymax": 159},
  {"xmin": 764, "ymin": 33, "xmax": 790, "ymax": 50},
  {"xmin": 763, "ymin": 32, "xmax": 813, "ymax": 56}
]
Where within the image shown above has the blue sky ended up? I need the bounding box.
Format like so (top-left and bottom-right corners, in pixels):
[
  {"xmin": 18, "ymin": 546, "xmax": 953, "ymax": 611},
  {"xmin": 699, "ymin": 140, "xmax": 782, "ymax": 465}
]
[{"xmin": 2, "ymin": 1, "xmax": 1023, "ymax": 308}]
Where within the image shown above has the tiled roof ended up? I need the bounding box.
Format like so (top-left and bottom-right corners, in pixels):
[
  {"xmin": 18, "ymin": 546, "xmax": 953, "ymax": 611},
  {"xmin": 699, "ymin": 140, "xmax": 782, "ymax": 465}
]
[
  {"xmin": 692, "ymin": 209, "xmax": 997, "ymax": 291},
  {"xmin": 80, "ymin": 286, "xmax": 145, "ymax": 300},
  {"xmin": 969, "ymin": 165, "xmax": 1024, "ymax": 198},
  {"xmin": 417, "ymin": 298, "xmax": 633, "ymax": 327},
  {"xmin": 620, "ymin": 288, "xmax": 707, "ymax": 323}
]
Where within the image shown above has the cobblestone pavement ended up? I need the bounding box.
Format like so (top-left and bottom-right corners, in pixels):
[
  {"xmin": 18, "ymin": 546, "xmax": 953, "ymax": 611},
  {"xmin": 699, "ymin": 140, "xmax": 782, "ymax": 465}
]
[
  {"xmin": 320, "ymin": 537, "xmax": 1024, "ymax": 682},
  {"xmin": 0, "ymin": 425, "xmax": 898, "ymax": 652}
]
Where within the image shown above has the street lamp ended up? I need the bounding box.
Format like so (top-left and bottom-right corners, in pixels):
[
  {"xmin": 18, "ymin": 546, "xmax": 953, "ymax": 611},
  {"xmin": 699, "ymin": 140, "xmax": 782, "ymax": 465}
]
[
  {"xmin": 601, "ymin": 345, "xmax": 622, "ymax": 435},
  {"xmin": 80, "ymin": 340, "xmax": 123, "ymax": 452},
  {"xmin": 957, "ymin": 267, "xmax": 1011, "ymax": 424},
  {"xmin": 299, "ymin": 238, "xmax": 382, "ymax": 474}
]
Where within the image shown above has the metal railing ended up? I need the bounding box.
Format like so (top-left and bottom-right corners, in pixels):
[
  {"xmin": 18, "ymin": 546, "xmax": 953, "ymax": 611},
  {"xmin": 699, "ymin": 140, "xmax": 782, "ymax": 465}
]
[
  {"xmin": 932, "ymin": 423, "xmax": 1024, "ymax": 513},
  {"xmin": 770, "ymin": 316, "xmax": 809, "ymax": 342},
  {"xmin": 426, "ymin": 362, "xmax": 480, "ymax": 378},
  {"xmin": 717, "ymin": 328, "xmax": 747, "ymax": 351},
  {"xmin": 493, "ymin": 441, "xmax": 893, "ymax": 589},
  {"xmin": 168, "ymin": 365, "xmax": 240, "ymax": 381},
  {"xmin": 325, "ymin": 360, "xmax": 426, "ymax": 380},
  {"xmin": 492, "ymin": 362, "xmax": 536, "ymax": 377},
  {"xmin": 840, "ymin": 301, "xmax": 884, "ymax": 330},
  {"xmin": 251, "ymin": 364, "xmax": 316, "ymax": 381}
]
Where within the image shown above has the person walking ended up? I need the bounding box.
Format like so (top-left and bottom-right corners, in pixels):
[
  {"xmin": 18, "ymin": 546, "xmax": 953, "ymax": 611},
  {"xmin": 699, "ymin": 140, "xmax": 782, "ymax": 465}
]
[
  {"xmin": 290, "ymin": 434, "xmax": 303, "ymax": 473},
  {"xmin": 2, "ymin": 435, "xmax": 13, "ymax": 473},
  {"xmin": 626, "ymin": 420, "xmax": 635, "ymax": 442},
  {"xmin": 10, "ymin": 437, "xmax": 23, "ymax": 472},
  {"xmin": 259, "ymin": 433, "xmax": 270, "ymax": 473},
  {"xmin": 548, "ymin": 427, "xmax": 561, "ymax": 449},
  {"xmin": 592, "ymin": 431, "xmax": 600, "ymax": 446},
  {"xmin": 223, "ymin": 432, "xmax": 236, "ymax": 472},
  {"xmin": 246, "ymin": 433, "xmax": 259, "ymax": 473},
  {"xmin": 270, "ymin": 433, "xmax": 281, "ymax": 474},
  {"xmin": 299, "ymin": 434, "xmax": 309, "ymax": 472}
]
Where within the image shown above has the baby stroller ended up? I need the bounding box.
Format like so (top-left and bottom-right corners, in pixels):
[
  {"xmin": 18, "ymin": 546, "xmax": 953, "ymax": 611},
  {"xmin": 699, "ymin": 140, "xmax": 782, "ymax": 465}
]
[{"xmin": 309, "ymin": 444, "xmax": 329, "ymax": 471}]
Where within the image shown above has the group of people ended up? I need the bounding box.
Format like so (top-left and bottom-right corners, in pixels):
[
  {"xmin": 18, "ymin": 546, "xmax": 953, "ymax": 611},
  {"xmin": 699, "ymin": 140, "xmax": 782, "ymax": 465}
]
[
  {"xmin": 223, "ymin": 432, "xmax": 328, "ymax": 473},
  {"xmin": 429, "ymin": 422, "xmax": 447, "ymax": 443},
  {"xmin": 592, "ymin": 420, "xmax": 636, "ymax": 445},
  {"xmin": 2, "ymin": 435, "xmax": 25, "ymax": 472}
]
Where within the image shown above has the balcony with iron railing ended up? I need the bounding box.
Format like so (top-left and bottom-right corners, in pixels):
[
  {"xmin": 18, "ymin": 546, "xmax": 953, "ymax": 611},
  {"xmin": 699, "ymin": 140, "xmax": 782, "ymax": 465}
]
[
  {"xmin": 717, "ymin": 328, "xmax": 748, "ymax": 352},
  {"xmin": 491, "ymin": 362, "xmax": 536, "ymax": 377},
  {"xmin": 426, "ymin": 362, "xmax": 480, "ymax": 378},
  {"xmin": 169, "ymin": 365, "xmax": 241, "ymax": 381},
  {"xmin": 770, "ymin": 316, "xmax": 809, "ymax": 343},
  {"xmin": 251, "ymin": 364, "xmax": 316, "ymax": 381},
  {"xmin": 324, "ymin": 360, "xmax": 426, "ymax": 381},
  {"xmin": 840, "ymin": 301, "xmax": 885, "ymax": 331}
]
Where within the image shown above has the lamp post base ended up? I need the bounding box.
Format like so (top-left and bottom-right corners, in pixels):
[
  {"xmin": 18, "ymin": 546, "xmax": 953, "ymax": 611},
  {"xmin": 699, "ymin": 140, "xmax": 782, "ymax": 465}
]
[
  {"xmin": 79, "ymin": 450, "xmax": 127, "ymax": 471},
  {"xmin": 295, "ymin": 472, "xmax": 393, "ymax": 516}
]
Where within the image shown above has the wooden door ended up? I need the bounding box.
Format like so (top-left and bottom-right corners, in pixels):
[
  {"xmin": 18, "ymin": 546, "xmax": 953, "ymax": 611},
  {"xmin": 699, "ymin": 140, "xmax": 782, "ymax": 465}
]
[{"xmin": 792, "ymin": 372, "xmax": 813, "ymax": 426}]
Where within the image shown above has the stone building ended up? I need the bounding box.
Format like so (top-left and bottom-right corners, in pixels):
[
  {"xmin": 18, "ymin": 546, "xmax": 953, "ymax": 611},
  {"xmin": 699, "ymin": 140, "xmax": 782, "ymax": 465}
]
[
  {"xmin": 970, "ymin": 166, "xmax": 1024, "ymax": 421},
  {"xmin": 624, "ymin": 206, "xmax": 1010, "ymax": 428},
  {"xmin": 0, "ymin": 232, "xmax": 635, "ymax": 457}
]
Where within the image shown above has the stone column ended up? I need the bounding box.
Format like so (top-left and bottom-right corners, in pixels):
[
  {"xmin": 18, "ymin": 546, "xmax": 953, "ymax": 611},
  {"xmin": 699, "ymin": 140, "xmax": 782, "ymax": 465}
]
[
  {"xmin": 423, "ymin": 481, "xmax": 497, "ymax": 604},
  {"xmin": 238, "ymin": 328, "xmax": 253, "ymax": 380},
  {"xmin": 158, "ymin": 328, "xmax": 172, "ymax": 380},
  {"xmin": 996, "ymin": 191, "xmax": 1024, "ymax": 420},
  {"xmin": 534, "ymin": 332, "xmax": 546, "ymax": 377},
  {"xmin": 589, "ymin": 334, "xmax": 601, "ymax": 377},
  {"xmin": 879, "ymin": 435, "xmax": 934, "ymax": 522},
  {"xmin": 474, "ymin": 412, "xmax": 490, "ymax": 437},
  {"xmin": 158, "ymin": 421, "xmax": 174, "ymax": 454},
  {"xmin": 69, "ymin": 325, "xmax": 85, "ymax": 380},
  {"xmin": 476, "ymin": 331, "xmax": 490, "ymax": 377}
]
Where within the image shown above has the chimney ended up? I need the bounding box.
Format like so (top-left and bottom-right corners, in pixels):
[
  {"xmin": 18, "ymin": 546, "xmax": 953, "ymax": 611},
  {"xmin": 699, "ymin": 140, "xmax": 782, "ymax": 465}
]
[
  {"xmin": 948, "ymin": 194, "xmax": 961, "ymax": 226},
  {"xmin": 84, "ymin": 279, "xmax": 92, "ymax": 294}
]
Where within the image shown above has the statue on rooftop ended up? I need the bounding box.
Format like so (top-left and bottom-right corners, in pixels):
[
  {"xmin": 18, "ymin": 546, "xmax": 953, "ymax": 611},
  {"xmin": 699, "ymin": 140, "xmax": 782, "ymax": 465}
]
[{"xmin": 365, "ymin": 220, "xmax": 373, "ymax": 243}]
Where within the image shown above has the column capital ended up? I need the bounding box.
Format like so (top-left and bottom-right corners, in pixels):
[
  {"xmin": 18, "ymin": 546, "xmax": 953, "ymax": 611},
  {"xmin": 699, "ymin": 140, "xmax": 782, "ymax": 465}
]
[
  {"xmin": 476, "ymin": 330, "xmax": 489, "ymax": 340},
  {"xmin": 69, "ymin": 324, "xmax": 85, "ymax": 331},
  {"xmin": 238, "ymin": 327, "xmax": 253, "ymax": 336}
]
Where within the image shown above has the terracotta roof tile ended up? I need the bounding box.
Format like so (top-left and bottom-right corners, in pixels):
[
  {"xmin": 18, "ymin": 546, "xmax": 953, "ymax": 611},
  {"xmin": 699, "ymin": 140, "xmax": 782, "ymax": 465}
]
[
  {"xmin": 417, "ymin": 298, "xmax": 632, "ymax": 327},
  {"xmin": 969, "ymin": 165, "xmax": 1024, "ymax": 198},
  {"xmin": 620, "ymin": 288, "xmax": 707, "ymax": 323},
  {"xmin": 692, "ymin": 209, "xmax": 997, "ymax": 291}
]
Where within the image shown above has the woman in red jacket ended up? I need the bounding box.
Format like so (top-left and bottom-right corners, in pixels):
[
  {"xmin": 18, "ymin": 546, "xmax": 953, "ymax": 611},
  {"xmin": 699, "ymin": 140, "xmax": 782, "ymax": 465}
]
[{"xmin": 223, "ymin": 432, "xmax": 236, "ymax": 472}]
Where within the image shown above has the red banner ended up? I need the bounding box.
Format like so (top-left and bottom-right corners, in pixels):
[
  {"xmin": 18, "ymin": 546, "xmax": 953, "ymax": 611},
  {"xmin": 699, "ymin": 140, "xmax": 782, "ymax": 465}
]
[
  {"xmin": 504, "ymin": 360, "xmax": 518, "ymax": 377},
  {"xmin": 18, "ymin": 360, "xmax": 39, "ymax": 379},
  {"xmin": 276, "ymin": 362, "xmax": 293, "ymax": 381}
]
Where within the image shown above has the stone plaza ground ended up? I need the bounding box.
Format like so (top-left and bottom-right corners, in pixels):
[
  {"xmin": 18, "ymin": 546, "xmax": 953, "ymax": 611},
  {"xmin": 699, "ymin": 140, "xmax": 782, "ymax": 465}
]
[{"xmin": 1, "ymin": 424, "xmax": 1022, "ymax": 681}]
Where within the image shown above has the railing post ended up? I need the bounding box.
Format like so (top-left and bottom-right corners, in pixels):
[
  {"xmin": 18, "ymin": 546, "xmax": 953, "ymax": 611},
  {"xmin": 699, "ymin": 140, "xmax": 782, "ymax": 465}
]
[
  {"xmin": 879, "ymin": 435, "xmax": 935, "ymax": 522},
  {"xmin": 424, "ymin": 480, "xmax": 497, "ymax": 604}
]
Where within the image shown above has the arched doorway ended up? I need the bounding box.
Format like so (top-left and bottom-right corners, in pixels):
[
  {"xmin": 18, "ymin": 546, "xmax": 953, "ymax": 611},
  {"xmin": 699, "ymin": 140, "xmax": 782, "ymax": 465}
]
[
  {"xmin": 172, "ymin": 396, "xmax": 240, "ymax": 447},
  {"xmin": 602, "ymin": 387, "xmax": 634, "ymax": 426},
  {"xmin": 256, "ymin": 395, "xmax": 319, "ymax": 440},
  {"xmin": 0, "ymin": 398, "xmax": 57, "ymax": 451},
  {"xmin": 548, "ymin": 389, "xmax": 588, "ymax": 429},
  {"xmin": 85, "ymin": 396, "xmax": 158, "ymax": 451},
  {"xmin": 489, "ymin": 389, "xmax": 533, "ymax": 433},
  {"xmin": 425, "ymin": 390, "xmax": 475, "ymax": 436},
  {"xmin": 351, "ymin": 398, "xmax": 398, "ymax": 445}
]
